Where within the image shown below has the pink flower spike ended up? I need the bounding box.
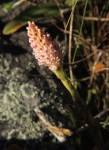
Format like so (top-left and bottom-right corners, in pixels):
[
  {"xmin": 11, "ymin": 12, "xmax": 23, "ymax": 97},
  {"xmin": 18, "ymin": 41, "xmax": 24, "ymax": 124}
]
[{"xmin": 27, "ymin": 21, "xmax": 62, "ymax": 71}]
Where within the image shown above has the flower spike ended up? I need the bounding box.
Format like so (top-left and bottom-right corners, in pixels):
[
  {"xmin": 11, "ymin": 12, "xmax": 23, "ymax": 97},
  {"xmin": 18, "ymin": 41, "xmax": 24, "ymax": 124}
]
[{"xmin": 27, "ymin": 21, "xmax": 62, "ymax": 71}]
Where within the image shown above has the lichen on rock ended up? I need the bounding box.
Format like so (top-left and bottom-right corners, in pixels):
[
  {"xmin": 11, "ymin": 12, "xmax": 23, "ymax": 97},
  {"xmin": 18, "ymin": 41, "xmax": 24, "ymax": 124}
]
[{"xmin": 0, "ymin": 53, "xmax": 68, "ymax": 140}]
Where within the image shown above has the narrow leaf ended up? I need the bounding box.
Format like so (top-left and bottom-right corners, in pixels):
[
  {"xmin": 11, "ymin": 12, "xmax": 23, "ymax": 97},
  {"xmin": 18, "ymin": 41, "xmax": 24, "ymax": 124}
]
[
  {"xmin": 3, "ymin": 20, "xmax": 27, "ymax": 35},
  {"xmin": 3, "ymin": 3, "xmax": 60, "ymax": 35}
]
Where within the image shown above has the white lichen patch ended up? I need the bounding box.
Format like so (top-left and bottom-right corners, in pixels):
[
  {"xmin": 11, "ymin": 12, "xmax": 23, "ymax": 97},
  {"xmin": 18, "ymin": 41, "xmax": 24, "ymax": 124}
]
[
  {"xmin": 0, "ymin": 54, "xmax": 44, "ymax": 139},
  {"xmin": 0, "ymin": 54, "xmax": 68, "ymax": 140},
  {"xmin": 20, "ymin": 83, "xmax": 38, "ymax": 98}
]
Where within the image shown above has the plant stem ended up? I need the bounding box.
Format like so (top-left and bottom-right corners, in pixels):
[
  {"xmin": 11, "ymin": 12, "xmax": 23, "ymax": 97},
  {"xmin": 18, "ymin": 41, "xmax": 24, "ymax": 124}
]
[{"xmin": 52, "ymin": 66, "xmax": 104, "ymax": 149}]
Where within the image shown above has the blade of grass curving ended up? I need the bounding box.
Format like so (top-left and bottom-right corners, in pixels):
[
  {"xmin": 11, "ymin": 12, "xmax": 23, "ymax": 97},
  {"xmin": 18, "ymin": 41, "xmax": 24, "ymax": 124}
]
[
  {"xmin": 65, "ymin": 0, "xmax": 79, "ymax": 32},
  {"xmin": 88, "ymin": 0, "xmax": 95, "ymax": 43},
  {"xmin": 65, "ymin": 0, "xmax": 79, "ymax": 85},
  {"xmin": 72, "ymin": 0, "xmax": 88, "ymax": 63}
]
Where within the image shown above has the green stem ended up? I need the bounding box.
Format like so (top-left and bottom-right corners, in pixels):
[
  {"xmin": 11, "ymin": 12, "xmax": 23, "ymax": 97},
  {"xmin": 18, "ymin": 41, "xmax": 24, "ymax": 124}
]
[
  {"xmin": 52, "ymin": 66, "xmax": 92, "ymax": 123},
  {"xmin": 53, "ymin": 67, "xmax": 76, "ymax": 99},
  {"xmin": 51, "ymin": 66, "xmax": 103, "ymax": 149},
  {"xmin": 52, "ymin": 66, "xmax": 85, "ymax": 106}
]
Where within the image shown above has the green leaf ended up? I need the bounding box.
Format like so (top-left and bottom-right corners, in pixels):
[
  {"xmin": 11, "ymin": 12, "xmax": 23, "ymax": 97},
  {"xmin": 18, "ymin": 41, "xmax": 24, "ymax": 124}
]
[
  {"xmin": 3, "ymin": 20, "xmax": 27, "ymax": 35},
  {"xmin": 65, "ymin": 0, "xmax": 73, "ymax": 6},
  {"xmin": 2, "ymin": 2, "xmax": 14, "ymax": 12},
  {"xmin": 3, "ymin": 3, "xmax": 60, "ymax": 35},
  {"xmin": 86, "ymin": 90, "xmax": 91, "ymax": 104},
  {"xmin": 65, "ymin": 0, "xmax": 79, "ymax": 6},
  {"xmin": 2, "ymin": 0, "xmax": 26, "ymax": 12},
  {"xmin": 17, "ymin": 3, "xmax": 60, "ymax": 20},
  {"xmin": 91, "ymin": 88, "xmax": 97, "ymax": 94}
]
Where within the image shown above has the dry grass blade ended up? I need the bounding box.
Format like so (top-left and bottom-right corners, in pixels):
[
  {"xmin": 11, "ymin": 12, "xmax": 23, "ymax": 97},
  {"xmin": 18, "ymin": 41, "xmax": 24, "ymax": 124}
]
[
  {"xmin": 34, "ymin": 107, "xmax": 72, "ymax": 142},
  {"xmin": 68, "ymin": 2, "xmax": 74, "ymax": 83},
  {"xmin": 82, "ymin": 16, "xmax": 109, "ymax": 22},
  {"xmin": 46, "ymin": 125, "xmax": 73, "ymax": 136}
]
